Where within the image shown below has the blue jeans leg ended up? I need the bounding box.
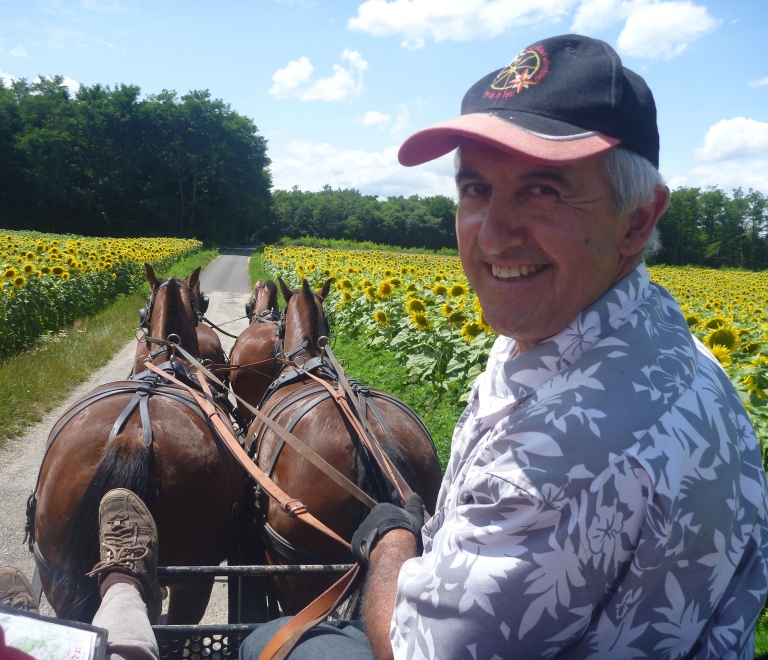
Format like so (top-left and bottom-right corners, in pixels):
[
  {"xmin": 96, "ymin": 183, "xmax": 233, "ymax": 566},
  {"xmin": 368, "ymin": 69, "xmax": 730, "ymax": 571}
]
[{"xmin": 239, "ymin": 617, "xmax": 375, "ymax": 660}]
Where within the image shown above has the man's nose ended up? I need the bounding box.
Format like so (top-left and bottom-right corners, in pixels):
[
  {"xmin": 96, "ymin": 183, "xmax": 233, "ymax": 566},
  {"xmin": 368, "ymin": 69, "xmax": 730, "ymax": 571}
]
[{"xmin": 476, "ymin": 194, "xmax": 526, "ymax": 255}]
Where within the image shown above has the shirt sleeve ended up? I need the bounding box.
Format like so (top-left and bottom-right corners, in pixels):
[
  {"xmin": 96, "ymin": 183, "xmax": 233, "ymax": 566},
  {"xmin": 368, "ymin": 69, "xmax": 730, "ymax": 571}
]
[{"xmin": 390, "ymin": 458, "xmax": 653, "ymax": 660}]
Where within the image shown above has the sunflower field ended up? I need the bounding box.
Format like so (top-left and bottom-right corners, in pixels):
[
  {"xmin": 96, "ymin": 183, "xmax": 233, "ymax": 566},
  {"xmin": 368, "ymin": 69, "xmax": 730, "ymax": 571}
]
[
  {"xmin": 0, "ymin": 230, "xmax": 201, "ymax": 355},
  {"xmin": 264, "ymin": 246, "xmax": 768, "ymax": 464}
]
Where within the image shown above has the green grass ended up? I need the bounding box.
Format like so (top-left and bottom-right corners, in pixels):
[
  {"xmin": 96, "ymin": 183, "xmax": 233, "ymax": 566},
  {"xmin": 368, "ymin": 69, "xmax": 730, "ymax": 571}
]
[
  {"xmin": 249, "ymin": 249, "xmax": 272, "ymax": 287},
  {"xmin": 160, "ymin": 247, "xmax": 220, "ymax": 280},
  {"xmin": 756, "ymin": 611, "xmax": 768, "ymax": 655},
  {"xmin": 332, "ymin": 333, "xmax": 464, "ymax": 471},
  {"xmin": 0, "ymin": 247, "xmax": 221, "ymax": 448}
]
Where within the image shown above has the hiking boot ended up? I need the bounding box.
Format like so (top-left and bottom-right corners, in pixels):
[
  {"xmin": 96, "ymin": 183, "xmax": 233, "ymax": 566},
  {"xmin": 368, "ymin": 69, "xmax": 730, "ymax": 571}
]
[
  {"xmin": 86, "ymin": 488, "xmax": 161, "ymax": 623},
  {"xmin": 0, "ymin": 566, "xmax": 38, "ymax": 614}
]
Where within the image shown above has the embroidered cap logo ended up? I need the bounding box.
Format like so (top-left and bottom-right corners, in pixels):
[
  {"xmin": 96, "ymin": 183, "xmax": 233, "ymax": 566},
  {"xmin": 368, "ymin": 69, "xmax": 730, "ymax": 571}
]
[{"xmin": 489, "ymin": 46, "xmax": 550, "ymax": 97}]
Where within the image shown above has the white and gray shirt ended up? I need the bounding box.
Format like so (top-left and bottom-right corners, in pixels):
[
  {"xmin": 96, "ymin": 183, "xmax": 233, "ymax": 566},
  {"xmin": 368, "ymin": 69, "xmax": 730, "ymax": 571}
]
[{"xmin": 392, "ymin": 264, "xmax": 768, "ymax": 660}]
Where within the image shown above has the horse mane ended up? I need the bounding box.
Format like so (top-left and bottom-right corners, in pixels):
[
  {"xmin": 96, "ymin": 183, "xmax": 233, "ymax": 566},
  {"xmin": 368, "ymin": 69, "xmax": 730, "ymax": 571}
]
[
  {"xmin": 300, "ymin": 279, "xmax": 321, "ymax": 346},
  {"xmin": 265, "ymin": 280, "xmax": 279, "ymax": 312},
  {"xmin": 162, "ymin": 278, "xmax": 183, "ymax": 338}
]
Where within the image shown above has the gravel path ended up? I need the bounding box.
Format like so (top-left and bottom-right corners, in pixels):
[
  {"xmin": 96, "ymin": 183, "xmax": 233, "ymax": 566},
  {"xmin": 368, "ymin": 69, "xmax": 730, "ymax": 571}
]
[{"xmin": 0, "ymin": 248, "xmax": 254, "ymax": 622}]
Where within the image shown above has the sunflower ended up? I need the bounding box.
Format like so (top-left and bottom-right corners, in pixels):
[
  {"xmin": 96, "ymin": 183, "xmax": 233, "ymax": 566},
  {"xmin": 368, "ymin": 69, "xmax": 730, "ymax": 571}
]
[
  {"xmin": 449, "ymin": 283, "xmax": 468, "ymax": 297},
  {"xmin": 709, "ymin": 344, "xmax": 732, "ymax": 366},
  {"xmin": 744, "ymin": 374, "xmax": 768, "ymax": 399},
  {"xmin": 685, "ymin": 314, "xmax": 700, "ymax": 328},
  {"xmin": 3, "ymin": 268, "xmax": 16, "ymax": 280},
  {"xmin": 409, "ymin": 312, "xmax": 431, "ymax": 331},
  {"xmin": 406, "ymin": 298, "xmax": 426, "ymax": 313},
  {"xmin": 339, "ymin": 278, "xmax": 353, "ymax": 289},
  {"xmin": 373, "ymin": 310, "xmax": 389, "ymax": 326},
  {"xmin": 459, "ymin": 321, "xmax": 483, "ymax": 343},
  {"xmin": 433, "ymin": 284, "xmax": 448, "ymax": 296},
  {"xmin": 13, "ymin": 275, "xmax": 26, "ymax": 288},
  {"xmin": 364, "ymin": 285, "xmax": 377, "ymax": 301},
  {"xmin": 704, "ymin": 317, "xmax": 727, "ymax": 330},
  {"xmin": 447, "ymin": 310, "xmax": 466, "ymax": 326},
  {"xmin": 52, "ymin": 266, "xmax": 65, "ymax": 276},
  {"xmin": 706, "ymin": 325, "xmax": 738, "ymax": 351},
  {"xmin": 440, "ymin": 302, "xmax": 454, "ymax": 317},
  {"xmin": 378, "ymin": 280, "xmax": 394, "ymax": 298}
]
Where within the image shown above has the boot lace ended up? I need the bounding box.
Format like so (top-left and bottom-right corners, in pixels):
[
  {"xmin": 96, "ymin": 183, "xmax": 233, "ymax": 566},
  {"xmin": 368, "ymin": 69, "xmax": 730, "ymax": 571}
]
[{"xmin": 86, "ymin": 522, "xmax": 149, "ymax": 578}]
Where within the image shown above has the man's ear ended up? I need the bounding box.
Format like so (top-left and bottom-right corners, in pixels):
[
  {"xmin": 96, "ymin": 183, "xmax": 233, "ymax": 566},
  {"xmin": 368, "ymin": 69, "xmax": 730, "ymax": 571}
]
[{"xmin": 620, "ymin": 185, "xmax": 670, "ymax": 258}]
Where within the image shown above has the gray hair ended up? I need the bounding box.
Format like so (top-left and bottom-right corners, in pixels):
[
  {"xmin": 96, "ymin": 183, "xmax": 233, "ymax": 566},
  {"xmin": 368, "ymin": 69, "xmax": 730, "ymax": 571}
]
[
  {"xmin": 453, "ymin": 145, "xmax": 665, "ymax": 258},
  {"xmin": 600, "ymin": 147, "xmax": 665, "ymax": 258}
]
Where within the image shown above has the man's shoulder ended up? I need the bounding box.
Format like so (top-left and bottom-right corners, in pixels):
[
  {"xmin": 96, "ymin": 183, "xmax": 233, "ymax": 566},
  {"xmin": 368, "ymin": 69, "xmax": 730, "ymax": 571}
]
[{"xmin": 468, "ymin": 318, "xmax": 759, "ymax": 512}]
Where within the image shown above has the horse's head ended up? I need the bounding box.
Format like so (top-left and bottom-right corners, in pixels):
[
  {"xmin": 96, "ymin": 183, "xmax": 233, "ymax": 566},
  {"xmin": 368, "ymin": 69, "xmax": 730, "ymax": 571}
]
[
  {"xmin": 279, "ymin": 277, "xmax": 332, "ymax": 357},
  {"xmin": 247, "ymin": 280, "xmax": 279, "ymax": 322},
  {"xmin": 186, "ymin": 266, "xmax": 209, "ymax": 319},
  {"xmin": 144, "ymin": 263, "xmax": 201, "ymax": 358}
]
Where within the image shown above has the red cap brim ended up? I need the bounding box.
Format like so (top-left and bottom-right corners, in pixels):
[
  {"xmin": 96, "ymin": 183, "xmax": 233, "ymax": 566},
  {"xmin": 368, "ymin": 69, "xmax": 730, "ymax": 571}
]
[{"xmin": 398, "ymin": 113, "xmax": 620, "ymax": 167}]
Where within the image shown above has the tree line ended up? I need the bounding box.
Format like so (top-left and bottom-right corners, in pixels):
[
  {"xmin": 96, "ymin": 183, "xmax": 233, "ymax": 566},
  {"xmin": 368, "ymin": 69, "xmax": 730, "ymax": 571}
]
[
  {"xmin": 0, "ymin": 76, "xmax": 271, "ymax": 242},
  {"xmin": 653, "ymin": 187, "xmax": 768, "ymax": 270},
  {"xmin": 269, "ymin": 185, "xmax": 768, "ymax": 269},
  {"xmin": 266, "ymin": 186, "xmax": 458, "ymax": 251}
]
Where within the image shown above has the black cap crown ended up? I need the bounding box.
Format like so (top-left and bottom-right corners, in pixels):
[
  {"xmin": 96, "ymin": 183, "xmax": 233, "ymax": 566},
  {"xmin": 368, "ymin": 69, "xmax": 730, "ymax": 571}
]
[{"xmin": 461, "ymin": 35, "xmax": 659, "ymax": 167}]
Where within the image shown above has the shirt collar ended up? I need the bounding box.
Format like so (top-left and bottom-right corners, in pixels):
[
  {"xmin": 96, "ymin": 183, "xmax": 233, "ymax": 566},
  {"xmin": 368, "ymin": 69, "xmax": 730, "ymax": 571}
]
[{"xmin": 474, "ymin": 263, "xmax": 652, "ymax": 420}]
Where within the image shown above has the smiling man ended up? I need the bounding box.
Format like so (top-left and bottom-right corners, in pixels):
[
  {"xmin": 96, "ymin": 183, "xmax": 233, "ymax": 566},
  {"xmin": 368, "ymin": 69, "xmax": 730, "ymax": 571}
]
[{"xmin": 244, "ymin": 34, "xmax": 768, "ymax": 660}]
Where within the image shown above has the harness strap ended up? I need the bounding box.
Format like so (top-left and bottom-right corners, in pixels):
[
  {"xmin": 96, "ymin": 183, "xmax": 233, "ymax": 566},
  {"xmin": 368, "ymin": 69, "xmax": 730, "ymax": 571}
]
[
  {"xmin": 154, "ymin": 341, "xmax": 376, "ymax": 511},
  {"xmin": 142, "ymin": 361, "xmax": 352, "ymax": 550},
  {"xmin": 297, "ymin": 350, "xmax": 414, "ymax": 506},
  {"xmin": 261, "ymin": 522, "xmax": 345, "ymax": 565}
]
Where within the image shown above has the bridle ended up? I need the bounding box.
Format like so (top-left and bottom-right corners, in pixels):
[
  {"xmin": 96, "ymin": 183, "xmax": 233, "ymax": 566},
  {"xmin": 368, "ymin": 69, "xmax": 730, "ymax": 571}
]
[{"xmin": 139, "ymin": 279, "xmax": 207, "ymax": 332}]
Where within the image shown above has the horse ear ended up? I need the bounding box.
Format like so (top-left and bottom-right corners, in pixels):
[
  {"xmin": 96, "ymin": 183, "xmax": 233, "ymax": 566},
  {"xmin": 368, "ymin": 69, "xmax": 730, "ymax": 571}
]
[
  {"xmin": 278, "ymin": 277, "xmax": 294, "ymax": 304},
  {"xmin": 319, "ymin": 278, "xmax": 334, "ymax": 300},
  {"xmin": 254, "ymin": 280, "xmax": 262, "ymax": 291},
  {"xmin": 188, "ymin": 267, "xmax": 201, "ymax": 291},
  {"xmin": 145, "ymin": 263, "xmax": 157, "ymax": 289}
]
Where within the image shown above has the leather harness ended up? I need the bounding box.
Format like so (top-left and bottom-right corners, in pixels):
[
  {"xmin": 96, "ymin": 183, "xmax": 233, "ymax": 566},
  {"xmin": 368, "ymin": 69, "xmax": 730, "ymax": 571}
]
[{"xmin": 26, "ymin": 360, "xmax": 241, "ymax": 587}]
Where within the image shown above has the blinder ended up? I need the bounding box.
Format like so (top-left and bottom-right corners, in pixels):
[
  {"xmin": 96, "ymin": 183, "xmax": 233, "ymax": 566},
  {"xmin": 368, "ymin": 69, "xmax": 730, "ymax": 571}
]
[{"xmin": 139, "ymin": 278, "xmax": 201, "ymax": 331}]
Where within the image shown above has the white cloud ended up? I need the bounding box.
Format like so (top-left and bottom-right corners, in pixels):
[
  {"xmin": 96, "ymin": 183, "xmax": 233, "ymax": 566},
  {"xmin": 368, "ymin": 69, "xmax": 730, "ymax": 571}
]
[
  {"xmin": 361, "ymin": 111, "xmax": 391, "ymax": 129},
  {"xmin": 269, "ymin": 56, "xmax": 314, "ymax": 99},
  {"xmin": 749, "ymin": 76, "xmax": 768, "ymax": 88},
  {"xmin": 571, "ymin": 0, "xmax": 626, "ymax": 33},
  {"xmin": 271, "ymin": 140, "xmax": 456, "ymax": 197},
  {"xmin": 390, "ymin": 103, "xmax": 410, "ymax": 136},
  {"xmin": 0, "ymin": 69, "xmax": 17, "ymax": 88},
  {"xmin": 269, "ymin": 50, "xmax": 367, "ymax": 102},
  {"xmin": 669, "ymin": 160, "xmax": 768, "ymax": 195},
  {"xmin": 694, "ymin": 118, "xmax": 768, "ymax": 162},
  {"xmin": 616, "ymin": 1, "xmax": 719, "ymax": 59},
  {"xmin": 347, "ymin": 0, "xmax": 577, "ymax": 49},
  {"xmin": 9, "ymin": 45, "xmax": 27, "ymax": 57}
]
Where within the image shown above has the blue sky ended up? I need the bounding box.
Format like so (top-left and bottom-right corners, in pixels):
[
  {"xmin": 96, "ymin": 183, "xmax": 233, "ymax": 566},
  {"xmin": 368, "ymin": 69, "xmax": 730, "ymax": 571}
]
[{"xmin": 1, "ymin": 0, "xmax": 767, "ymax": 199}]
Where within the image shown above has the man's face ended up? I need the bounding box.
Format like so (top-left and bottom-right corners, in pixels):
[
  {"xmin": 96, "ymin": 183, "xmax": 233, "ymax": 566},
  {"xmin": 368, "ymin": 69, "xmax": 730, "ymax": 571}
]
[{"xmin": 456, "ymin": 139, "xmax": 633, "ymax": 350}]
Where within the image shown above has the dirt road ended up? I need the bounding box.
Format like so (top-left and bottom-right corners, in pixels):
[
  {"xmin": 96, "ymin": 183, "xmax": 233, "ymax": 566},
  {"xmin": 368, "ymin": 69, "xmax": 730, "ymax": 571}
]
[{"xmin": 0, "ymin": 248, "xmax": 255, "ymax": 621}]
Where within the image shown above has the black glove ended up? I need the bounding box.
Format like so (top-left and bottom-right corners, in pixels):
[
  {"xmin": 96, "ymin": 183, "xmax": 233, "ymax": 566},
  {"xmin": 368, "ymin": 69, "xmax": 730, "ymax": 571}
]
[{"xmin": 351, "ymin": 495, "xmax": 425, "ymax": 567}]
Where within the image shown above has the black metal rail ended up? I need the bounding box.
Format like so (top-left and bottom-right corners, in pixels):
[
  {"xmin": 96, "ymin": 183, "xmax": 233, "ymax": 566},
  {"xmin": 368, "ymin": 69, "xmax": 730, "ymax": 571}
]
[{"xmin": 157, "ymin": 564, "xmax": 353, "ymax": 576}]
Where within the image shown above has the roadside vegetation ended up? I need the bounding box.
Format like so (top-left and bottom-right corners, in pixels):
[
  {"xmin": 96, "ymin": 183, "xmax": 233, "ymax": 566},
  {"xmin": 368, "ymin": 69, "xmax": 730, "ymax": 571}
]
[{"xmin": 0, "ymin": 247, "xmax": 219, "ymax": 447}]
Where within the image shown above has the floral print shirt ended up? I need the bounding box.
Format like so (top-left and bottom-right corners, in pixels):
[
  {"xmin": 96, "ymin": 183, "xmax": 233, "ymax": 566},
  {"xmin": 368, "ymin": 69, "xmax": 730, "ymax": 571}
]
[{"xmin": 391, "ymin": 264, "xmax": 768, "ymax": 660}]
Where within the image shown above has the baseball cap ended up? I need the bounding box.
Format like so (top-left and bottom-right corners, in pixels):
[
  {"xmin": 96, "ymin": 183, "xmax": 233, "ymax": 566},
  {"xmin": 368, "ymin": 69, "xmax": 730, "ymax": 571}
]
[{"xmin": 398, "ymin": 34, "xmax": 660, "ymax": 169}]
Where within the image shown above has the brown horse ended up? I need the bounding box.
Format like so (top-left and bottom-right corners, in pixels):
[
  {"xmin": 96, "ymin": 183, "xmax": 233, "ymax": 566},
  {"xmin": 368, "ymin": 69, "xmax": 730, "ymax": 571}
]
[
  {"xmin": 229, "ymin": 280, "xmax": 281, "ymax": 422},
  {"xmin": 132, "ymin": 264, "xmax": 225, "ymax": 375},
  {"xmin": 246, "ymin": 278, "xmax": 442, "ymax": 616},
  {"xmin": 29, "ymin": 273, "xmax": 245, "ymax": 624}
]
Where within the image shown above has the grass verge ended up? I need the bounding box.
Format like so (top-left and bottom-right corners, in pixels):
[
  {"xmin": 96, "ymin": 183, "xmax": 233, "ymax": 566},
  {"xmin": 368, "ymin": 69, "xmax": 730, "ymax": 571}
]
[
  {"xmin": 249, "ymin": 247, "xmax": 272, "ymax": 287},
  {"xmin": 0, "ymin": 247, "xmax": 221, "ymax": 448}
]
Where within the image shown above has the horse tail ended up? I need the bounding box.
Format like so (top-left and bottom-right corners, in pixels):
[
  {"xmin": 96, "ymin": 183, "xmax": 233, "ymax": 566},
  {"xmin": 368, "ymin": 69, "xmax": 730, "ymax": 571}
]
[{"xmin": 53, "ymin": 432, "xmax": 155, "ymax": 622}]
